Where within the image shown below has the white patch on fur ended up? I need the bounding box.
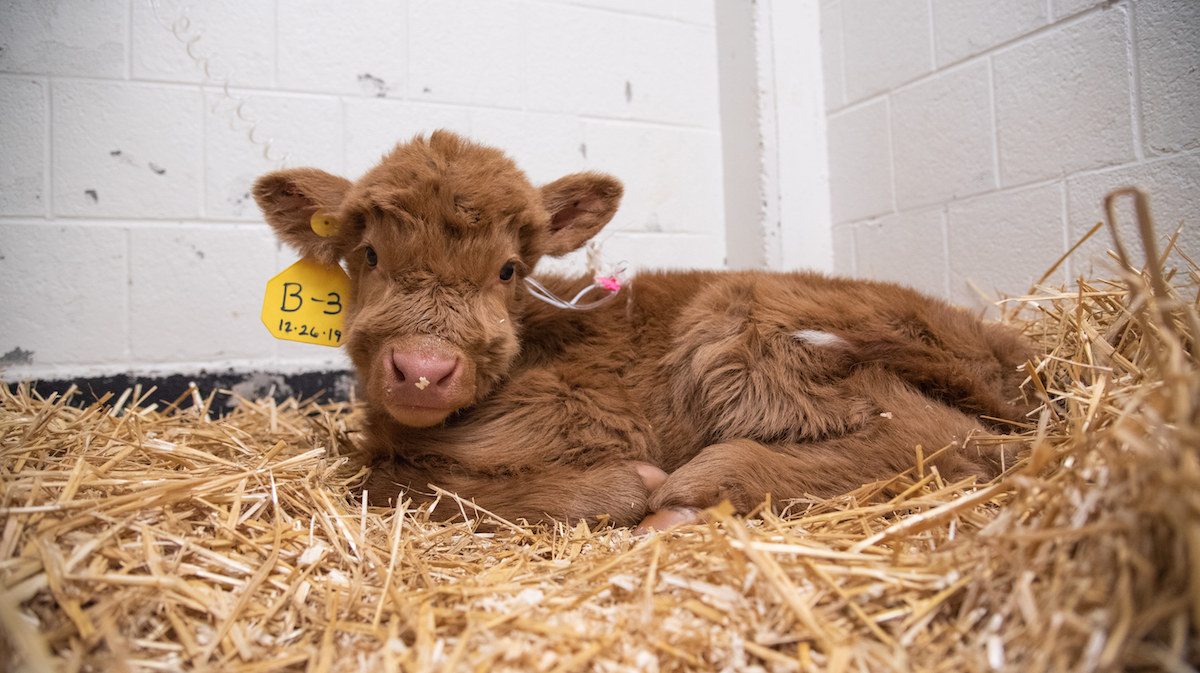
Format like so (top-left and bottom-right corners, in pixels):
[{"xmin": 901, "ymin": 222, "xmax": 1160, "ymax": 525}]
[{"xmin": 792, "ymin": 329, "xmax": 849, "ymax": 349}]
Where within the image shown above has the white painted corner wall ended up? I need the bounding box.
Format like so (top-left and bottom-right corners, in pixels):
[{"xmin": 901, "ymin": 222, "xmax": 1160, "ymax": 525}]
[
  {"xmin": 718, "ymin": 0, "xmax": 833, "ymax": 273},
  {"xmin": 0, "ymin": 0, "xmax": 724, "ymax": 381},
  {"xmin": 820, "ymin": 0, "xmax": 1200, "ymax": 312}
]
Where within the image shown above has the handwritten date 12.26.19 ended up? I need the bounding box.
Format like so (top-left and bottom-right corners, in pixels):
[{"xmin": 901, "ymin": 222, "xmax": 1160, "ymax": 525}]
[{"xmin": 275, "ymin": 320, "xmax": 342, "ymax": 344}]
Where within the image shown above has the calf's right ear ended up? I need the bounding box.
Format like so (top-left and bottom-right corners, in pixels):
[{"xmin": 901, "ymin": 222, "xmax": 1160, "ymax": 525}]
[{"xmin": 253, "ymin": 168, "xmax": 353, "ymax": 265}]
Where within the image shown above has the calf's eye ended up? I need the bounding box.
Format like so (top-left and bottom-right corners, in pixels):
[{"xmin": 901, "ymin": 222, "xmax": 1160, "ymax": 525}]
[
  {"xmin": 365, "ymin": 246, "xmax": 378, "ymax": 267},
  {"xmin": 499, "ymin": 261, "xmax": 516, "ymax": 282}
]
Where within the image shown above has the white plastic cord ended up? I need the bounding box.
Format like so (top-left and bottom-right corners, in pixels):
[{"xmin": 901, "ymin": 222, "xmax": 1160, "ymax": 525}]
[{"xmin": 524, "ymin": 277, "xmax": 622, "ymax": 311}]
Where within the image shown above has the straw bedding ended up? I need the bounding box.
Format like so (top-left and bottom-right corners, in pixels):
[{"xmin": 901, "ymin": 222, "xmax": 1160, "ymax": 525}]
[{"xmin": 2, "ymin": 194, "xmax": 1197, "ymax": 672}]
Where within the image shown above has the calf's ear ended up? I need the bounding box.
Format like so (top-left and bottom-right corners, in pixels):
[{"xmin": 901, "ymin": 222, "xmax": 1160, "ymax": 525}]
[
  {"xmin": 253, "ymin": 168, "xmax": 353, "ymax": 265},
  {"xmin": 539, "ymin": 172, "xmax": 623, "ymax": 256}
]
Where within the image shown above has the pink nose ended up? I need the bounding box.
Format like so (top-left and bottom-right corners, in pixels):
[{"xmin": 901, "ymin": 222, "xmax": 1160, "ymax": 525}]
[{"xmin": 390, "ymin": 348, "xmax": 461, "ymax": 394}]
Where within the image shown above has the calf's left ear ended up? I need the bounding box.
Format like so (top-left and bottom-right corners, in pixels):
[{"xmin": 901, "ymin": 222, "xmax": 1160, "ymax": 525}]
[
  {"xmin": 539, "ymin": 172, "xmax": 623, "ymax": 256},
  {"xmin": 254, "ymin": 168, "xmax": 353, "ymax": 265}
]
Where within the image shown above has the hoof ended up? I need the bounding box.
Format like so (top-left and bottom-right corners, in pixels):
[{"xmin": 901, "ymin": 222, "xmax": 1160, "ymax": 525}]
[
  {"xmin": 633, "ymin": 507, "xmax": 701, "ymax": 536},
  {"xmin": 631, "ymin": 462, "xmax": 668, "ymax": 492}
]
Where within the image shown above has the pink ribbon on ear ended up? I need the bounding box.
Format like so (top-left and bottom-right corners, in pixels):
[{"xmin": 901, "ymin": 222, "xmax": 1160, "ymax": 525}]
[{"xmin": 597, "ymin": 276, "xmax": 621, "ymax": 292}]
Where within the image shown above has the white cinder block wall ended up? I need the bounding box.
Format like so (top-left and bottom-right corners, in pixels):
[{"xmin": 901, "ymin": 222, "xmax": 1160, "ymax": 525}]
[
  {"xmin": 821, "ymin": 0, "xmax": 1200, "ymax": 311},
  {"xmin": 0, "ymin": 0, "xmax": 723, "ymax": 381},
  {"xmin": 4, "ymin": 0, "xmax": 1197, "ymax": 384}
]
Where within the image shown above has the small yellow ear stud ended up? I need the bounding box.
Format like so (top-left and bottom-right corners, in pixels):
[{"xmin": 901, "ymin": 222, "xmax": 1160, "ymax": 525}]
[{"xmin": 310, "ymin": 209, "xmax": 338, "ymax": 237}]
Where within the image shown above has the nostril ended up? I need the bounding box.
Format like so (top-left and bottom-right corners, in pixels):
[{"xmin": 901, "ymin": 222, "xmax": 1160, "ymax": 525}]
[
  {"xmin": 436, "ymin": 358, "xmax": 461, "ymax": 387},
  {"xmin": 390, "ymin": 350, "xmax": 408, "ymax": 383}
]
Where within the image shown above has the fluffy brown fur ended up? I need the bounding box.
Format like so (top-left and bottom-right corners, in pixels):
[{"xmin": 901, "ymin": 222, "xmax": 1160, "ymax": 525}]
[{"xmin": 254, "ymin": 131, "xmax": 1032, "ymax": 529}]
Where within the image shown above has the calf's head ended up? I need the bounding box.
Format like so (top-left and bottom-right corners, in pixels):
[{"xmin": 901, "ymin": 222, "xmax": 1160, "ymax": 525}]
[{"xmin": 254, "ymin": 131, "xmax": 622, "ymax": 427}]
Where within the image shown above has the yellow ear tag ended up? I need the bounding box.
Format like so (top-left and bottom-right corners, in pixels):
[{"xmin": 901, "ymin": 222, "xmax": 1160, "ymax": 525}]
[
  {"xmin": 262, "ymin": 258, "xmax": 350, "ymax": 347},
  {"xmin": 262, "ymin": 210, "xmax": 349, "ymax": 346},
  {"xmin": 310, "ymin": 209, "xmax": 338, "ymax": 237}
]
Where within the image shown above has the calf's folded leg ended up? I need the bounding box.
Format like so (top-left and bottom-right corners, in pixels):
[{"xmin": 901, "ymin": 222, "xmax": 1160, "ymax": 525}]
[
  {"xmin": 646, "ymin": 434, "xmax": 1008, "ymax": 518},
  {"xmin": 647, "ymin": 391, "xmax": 1023, "ymax": 519}
]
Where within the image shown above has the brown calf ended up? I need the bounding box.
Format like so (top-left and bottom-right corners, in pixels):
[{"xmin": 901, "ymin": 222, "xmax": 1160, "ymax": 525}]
[{"xmin": 254, "ymin": 131, "xmax": 1031, "ymax": 530}]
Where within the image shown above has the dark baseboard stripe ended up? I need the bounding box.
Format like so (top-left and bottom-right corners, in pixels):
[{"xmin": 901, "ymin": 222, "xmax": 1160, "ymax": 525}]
[{"xmin": 9, "ymin": 370, "xmax": 356, "ymax": 413}]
